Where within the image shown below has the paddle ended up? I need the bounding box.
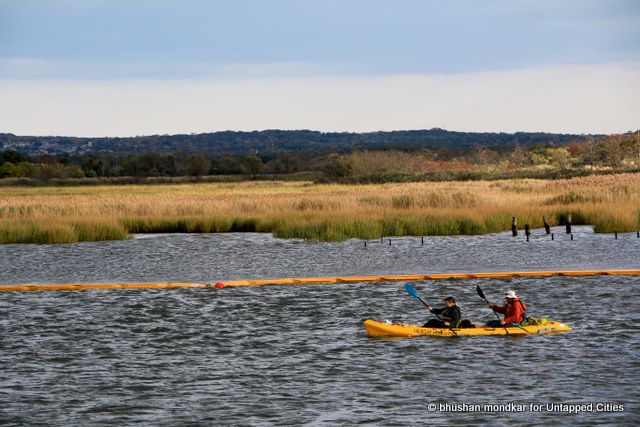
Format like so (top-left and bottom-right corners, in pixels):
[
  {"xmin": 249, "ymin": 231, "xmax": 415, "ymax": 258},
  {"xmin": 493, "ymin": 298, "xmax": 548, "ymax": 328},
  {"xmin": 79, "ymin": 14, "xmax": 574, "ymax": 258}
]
[
  {"xmin": 404, "ymin": 282, "xmax": 458, "ymax": 336},
  {"xmin": 476, "ymin": 285, "xmax": 528, "ymax": 334}
]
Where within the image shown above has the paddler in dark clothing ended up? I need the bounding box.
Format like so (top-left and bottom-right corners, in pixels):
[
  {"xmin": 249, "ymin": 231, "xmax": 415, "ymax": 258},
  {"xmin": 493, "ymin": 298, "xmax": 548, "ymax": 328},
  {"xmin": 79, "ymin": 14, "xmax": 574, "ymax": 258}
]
[{"xmin": 423, "ymin": 296, "xmax": 461, "ymax": 328}]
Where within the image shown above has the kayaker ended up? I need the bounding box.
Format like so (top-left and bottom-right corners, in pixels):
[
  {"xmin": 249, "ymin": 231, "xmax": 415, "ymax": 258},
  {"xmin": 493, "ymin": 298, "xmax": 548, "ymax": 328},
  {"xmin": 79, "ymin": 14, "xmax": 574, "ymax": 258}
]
[
  {"xmin": 423, "ymin": 296, "xmax": 461, "ymax": 328},
  {"xmin": 485, "ymin": 290, "xmax": 527, "ymax": 327}
]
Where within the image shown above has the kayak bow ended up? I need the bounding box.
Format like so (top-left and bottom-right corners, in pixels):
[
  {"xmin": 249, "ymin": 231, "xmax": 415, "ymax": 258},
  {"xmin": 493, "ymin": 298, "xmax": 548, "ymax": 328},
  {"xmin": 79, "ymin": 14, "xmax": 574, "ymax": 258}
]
[{"xmin": 364, "ymin": 319, "xmax": 572, "ymax": 337}]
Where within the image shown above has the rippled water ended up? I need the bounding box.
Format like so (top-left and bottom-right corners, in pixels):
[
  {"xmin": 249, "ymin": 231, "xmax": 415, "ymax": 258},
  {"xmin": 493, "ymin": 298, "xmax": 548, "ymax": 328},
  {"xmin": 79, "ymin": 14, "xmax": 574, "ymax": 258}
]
[
  {"xmin": 1, "ymin": 226, "xmax": 639, "ymax": 285},
  {"xmin": 1, "ymin": 227, "xmax": 639, "ymax": 425}
]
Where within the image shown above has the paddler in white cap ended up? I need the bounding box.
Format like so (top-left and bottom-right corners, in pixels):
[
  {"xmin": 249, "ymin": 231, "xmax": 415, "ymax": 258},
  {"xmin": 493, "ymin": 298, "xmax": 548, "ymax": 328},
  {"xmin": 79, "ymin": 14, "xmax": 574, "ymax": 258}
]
[{"xmin": 485, "ymin": 290, "xmax": 527, "ymax": 327}]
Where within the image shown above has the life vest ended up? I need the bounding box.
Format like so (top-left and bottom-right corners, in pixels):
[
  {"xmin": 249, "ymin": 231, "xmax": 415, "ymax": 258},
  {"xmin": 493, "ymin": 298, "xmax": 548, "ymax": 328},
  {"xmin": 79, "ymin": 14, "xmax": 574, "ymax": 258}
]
[{"xmin": 497, "ymin": 299, "xmax": 526, "ymax": 324}]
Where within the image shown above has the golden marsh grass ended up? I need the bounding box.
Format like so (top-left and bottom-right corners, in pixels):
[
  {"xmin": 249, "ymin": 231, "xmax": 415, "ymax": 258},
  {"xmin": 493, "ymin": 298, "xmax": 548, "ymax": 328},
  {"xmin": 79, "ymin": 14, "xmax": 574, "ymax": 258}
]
[{"xmin": 1, "ymin": 173, "xmax": 639, "ymax": 244}]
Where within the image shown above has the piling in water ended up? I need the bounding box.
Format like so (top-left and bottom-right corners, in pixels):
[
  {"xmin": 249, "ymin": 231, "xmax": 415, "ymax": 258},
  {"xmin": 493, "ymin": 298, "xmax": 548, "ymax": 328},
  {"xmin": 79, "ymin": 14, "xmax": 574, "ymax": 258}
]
[
  {"xmin": 566, "ymin": 214, "xmax": 572, "ymax": 234},
  {"xmin": 511, "ymin": 217, "xmax": 518, "ymax": 237},
  {"xmin": 543, "ymin": 216, "xmax": 551, "ymax": 234}
]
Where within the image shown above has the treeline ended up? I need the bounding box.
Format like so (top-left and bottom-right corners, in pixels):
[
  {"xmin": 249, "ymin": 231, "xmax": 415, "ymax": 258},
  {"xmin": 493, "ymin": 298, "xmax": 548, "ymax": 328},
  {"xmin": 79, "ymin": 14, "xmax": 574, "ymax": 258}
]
[
  {"xmin": 322, "ymin": 134, "xmax": 640, "ymax": 182},
  {"xmin": 0, "ymin": 128, "xmax": 595, "ymax": 156},
  {"xmin": 1, "ymin": 133, "xmax": 639, "ymax": 182},
  {"xmin": 0, "ymin": 151, "xmax": 310, "ymax": 179}
]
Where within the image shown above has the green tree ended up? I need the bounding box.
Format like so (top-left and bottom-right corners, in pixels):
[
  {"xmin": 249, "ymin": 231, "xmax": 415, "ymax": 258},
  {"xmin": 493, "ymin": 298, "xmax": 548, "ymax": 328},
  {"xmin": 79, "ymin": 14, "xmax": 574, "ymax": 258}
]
[
  {"xmin": 0, "ymin": 161, "xmax": 37, "ymax": 178},
  {"xmin": 17, "ymin": 162, "xmax": 37, "ymax": 177},
  {"xmin": 64, "ymin": 164, "xmax": 85, "ymax": 178},
  {"xmin": 36, "ymin": 163, "xmax": 65, "ymax": 180},
  {"xmin": 243, "ymin": 155, "xmax": 264, "ymax": 177},
  {"xmin": 549, "ymin": 148, "xmax": 571, "ymax": 170},
  {"xmin": 323, "ymin": 154, "xmax": 354, "ymax": 180},
  {"xmin": 579, "ymin": 138, "xmax": 600, "ymax": 169},
  {"xmin": 186, "ymin": 154, "xmax": 211, "ymax": 176},
  {"xmin": 82, "ymin": 157, "xmax": 107, "ymax": 177},
  {"xmin": 158, "ymin": 154, "xmax": 178, "ymax": 175},
  {"xmin": 0, "ymin": 150, "xmax": 27, "ymax": 165},
  {"xmin": 211, "ymin": 156, "xmax": 243, "ymax": 174},
  {"xmin": 277, "ymin": 153, "xmax": 298, "ymax": 173},
  {"xmin": 599, "ymin": 135, "xmax": 624, "ymax": 168},
  {"xmin": 0, "ymin": 162, "xmax": 17, "ymax": 177}
]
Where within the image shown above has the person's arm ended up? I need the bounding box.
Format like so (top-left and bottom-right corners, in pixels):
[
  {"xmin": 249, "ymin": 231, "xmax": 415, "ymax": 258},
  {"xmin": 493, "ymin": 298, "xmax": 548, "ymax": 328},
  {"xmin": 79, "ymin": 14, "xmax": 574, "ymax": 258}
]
[
  {"xmin": 430, "ymin": 307, "xmax": 444, "ymax": 315},
  {"xmin": 491, "ymin": 304, "xmax": 507, "ymax": 314}
]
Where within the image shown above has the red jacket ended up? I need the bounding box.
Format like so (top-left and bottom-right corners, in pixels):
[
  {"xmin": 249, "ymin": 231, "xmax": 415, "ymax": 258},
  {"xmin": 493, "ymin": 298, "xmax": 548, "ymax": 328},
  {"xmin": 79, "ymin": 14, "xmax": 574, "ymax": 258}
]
[{"xmin": 491, "ymin": 299, "xmax": 526, "ymax": 324}]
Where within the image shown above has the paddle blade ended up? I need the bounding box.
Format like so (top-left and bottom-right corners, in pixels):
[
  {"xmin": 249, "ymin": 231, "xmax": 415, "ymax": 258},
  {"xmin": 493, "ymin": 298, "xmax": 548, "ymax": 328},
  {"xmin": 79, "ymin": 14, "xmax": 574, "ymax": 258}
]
[
  {"xmin": 404, "ymin": 282, "xmax": 420, "ymax": 299},
  {"xmin": 476, "ymin": 285, "xmax": 486, "ymax": 300}
]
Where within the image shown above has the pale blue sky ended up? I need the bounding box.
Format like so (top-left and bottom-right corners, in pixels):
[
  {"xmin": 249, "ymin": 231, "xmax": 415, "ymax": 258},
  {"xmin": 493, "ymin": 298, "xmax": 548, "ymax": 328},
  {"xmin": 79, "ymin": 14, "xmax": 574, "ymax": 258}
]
[
  {"xmin": 1, "ymin": 0, "xmax": 639, "ymax": 77},
  {"xmin": 0, "ymin": 0, "xmax": 638, "ymax": 135}
]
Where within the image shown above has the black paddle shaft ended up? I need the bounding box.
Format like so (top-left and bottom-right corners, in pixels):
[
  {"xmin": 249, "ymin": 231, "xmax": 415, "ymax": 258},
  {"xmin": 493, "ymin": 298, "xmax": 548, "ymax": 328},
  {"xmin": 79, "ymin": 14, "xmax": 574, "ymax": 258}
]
[
  {"xmin": 476, "ymin": 286, "xmax": 502, "ymax": 322},
  {"xmin": 416, "ymin": 296, "xmax": 445, "ymax": 322}
]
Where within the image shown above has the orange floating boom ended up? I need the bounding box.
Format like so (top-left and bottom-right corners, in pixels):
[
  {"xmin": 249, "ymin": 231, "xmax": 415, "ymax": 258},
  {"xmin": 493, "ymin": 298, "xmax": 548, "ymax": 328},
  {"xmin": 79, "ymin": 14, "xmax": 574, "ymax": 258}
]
[{"xmin": 1, "ymin": 269, "xmax": 639, "ymax": 292}]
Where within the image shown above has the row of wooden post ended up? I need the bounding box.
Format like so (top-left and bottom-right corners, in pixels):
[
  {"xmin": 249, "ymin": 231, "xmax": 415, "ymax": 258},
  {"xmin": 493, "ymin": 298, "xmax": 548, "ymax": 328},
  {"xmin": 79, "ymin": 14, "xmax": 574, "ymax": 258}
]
[
  {"xmin": 513, "ymin": 215, "xmax": 640, "ymax": 242},
  {"xmin": 512, "ymin": 214, "xmax": 573, "ymax": 238},
  {"xmin": 359, "ymin": 215, "xmax": 639, "ymax": 246}
]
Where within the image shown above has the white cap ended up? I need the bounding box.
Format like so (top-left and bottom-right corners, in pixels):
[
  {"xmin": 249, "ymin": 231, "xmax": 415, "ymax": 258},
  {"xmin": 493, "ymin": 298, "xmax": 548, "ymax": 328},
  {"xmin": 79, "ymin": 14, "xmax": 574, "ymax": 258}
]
[{"xmin": 504, "ymin": 290, "xmax": 518, "ymax": 299}]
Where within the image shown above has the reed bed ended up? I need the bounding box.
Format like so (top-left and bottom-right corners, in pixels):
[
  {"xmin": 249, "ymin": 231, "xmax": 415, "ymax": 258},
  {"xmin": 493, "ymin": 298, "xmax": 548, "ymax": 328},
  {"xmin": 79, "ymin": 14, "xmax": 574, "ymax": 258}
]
[{"xmin": 1, "ymin": 174, "xmax": 639, "ymax": 244}]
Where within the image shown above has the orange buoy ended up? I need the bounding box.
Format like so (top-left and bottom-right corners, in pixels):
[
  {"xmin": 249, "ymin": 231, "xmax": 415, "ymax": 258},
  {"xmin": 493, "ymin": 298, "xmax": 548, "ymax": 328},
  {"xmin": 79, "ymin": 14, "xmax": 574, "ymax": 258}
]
[{"xmin": 214, "ymin": 282, "xmax": 225, "ymax": 289}]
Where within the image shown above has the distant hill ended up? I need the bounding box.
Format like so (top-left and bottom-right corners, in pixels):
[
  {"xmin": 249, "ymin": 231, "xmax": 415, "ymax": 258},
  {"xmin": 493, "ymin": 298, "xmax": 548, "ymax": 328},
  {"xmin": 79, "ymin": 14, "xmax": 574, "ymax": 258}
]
[{"xmin": 0, "ymin": 129, "xmax": 594, "ymax": 156}]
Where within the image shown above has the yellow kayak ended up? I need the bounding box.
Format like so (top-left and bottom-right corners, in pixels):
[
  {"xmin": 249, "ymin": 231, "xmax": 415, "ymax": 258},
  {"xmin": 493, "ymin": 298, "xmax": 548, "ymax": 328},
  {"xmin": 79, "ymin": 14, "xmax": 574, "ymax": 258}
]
[{"xmin": 364, "ymin": 319, "xmax": 572, "ymax": 337}]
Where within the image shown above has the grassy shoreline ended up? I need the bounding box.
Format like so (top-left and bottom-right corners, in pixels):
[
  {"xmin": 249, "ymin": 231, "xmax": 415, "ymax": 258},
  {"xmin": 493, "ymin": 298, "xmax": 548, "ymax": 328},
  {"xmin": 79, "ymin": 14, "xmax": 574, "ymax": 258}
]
[
  {"xmin": 1, "ymin": 167, "xmax": 639, "ymax": 187},
  {"xmin": 1, "ymin": 173, "xmax": 639, "ymax": 244}
]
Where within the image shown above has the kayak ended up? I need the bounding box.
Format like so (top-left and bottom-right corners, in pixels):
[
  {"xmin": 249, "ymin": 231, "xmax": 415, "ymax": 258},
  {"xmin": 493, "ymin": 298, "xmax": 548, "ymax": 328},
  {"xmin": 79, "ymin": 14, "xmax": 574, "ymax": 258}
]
[{"xmin": 364, "ymin": 319, "xmax": 572, "ymax": 337}]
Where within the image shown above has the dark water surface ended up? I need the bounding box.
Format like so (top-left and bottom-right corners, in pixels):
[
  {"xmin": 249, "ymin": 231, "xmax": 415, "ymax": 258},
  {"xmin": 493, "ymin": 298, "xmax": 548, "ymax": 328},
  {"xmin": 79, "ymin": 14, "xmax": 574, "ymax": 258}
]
[{"xmin": 1, "ymin": 227, "xmax": 639, "ymax": 425}]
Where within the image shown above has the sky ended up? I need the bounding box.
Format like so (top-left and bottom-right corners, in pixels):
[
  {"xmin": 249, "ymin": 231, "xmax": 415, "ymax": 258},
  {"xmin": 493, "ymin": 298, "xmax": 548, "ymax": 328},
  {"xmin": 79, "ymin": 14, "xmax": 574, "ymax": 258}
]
[{"xmin": 0, "ymin": 0, "xmax": 639, "ymax": 136}]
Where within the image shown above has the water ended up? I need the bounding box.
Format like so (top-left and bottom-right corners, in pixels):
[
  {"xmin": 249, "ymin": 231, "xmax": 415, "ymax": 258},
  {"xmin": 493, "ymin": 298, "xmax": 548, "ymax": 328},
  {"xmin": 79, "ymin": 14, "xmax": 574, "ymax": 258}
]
[
  {"xmin": 1, "ymin": 226, "xmax": 639, "ymax": 425},
  {"xmin": 1, "ymin": 226, "xmax": 638, "ymax": 285}
]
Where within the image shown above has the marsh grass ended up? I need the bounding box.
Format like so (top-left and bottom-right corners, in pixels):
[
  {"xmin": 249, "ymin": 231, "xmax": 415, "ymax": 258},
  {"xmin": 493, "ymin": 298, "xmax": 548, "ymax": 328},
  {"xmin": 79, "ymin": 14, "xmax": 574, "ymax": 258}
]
[{"xmin": 1, "ymin": 174, "xmax": 639, "ymax": 243}]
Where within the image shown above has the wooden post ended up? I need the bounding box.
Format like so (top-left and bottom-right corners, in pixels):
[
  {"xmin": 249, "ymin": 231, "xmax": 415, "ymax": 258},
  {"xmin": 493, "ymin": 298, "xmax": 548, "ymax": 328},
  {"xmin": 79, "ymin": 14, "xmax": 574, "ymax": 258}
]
[
  {"xmin": 388, "ymin": 239, "xmax": 391, "ymax": 246},
  {"xmin": 565, "ymin": 214, "xmax": 572, "ymax": 234},
  {"xmin": 511, "ymin": 217, "xmax": 518, "ymax": 237},
  {"xmin": 615, "ymin": 232, "xmax": 618, "ymax": 240},
  {"xmin": 381, "ymin": 235, "xmax": 384, "ymax": 243},
  {"xmin": 571, "ymin": 233, "xmax": 574, "ymax": 241},
  {"xmin": 543, "ymin": 216, "xmax": 551, "ymax": 234},
  {"xmin": 637, "ymin": 231, "xmax": 639, "ymax": 238},
  {"xmin": 525, "ymin": 224, "xmax": 530, "ymax": 242},
  {"xmin": 364, "ymin": 241, "xmax": 367, "ymax": 248},
  {"xmin": 551, "ymin": 233, "xmax": 554, "ymax": 241},
  {"xmin": 421, "ymin": 236, "xmax": 424, "ymax": 245}
]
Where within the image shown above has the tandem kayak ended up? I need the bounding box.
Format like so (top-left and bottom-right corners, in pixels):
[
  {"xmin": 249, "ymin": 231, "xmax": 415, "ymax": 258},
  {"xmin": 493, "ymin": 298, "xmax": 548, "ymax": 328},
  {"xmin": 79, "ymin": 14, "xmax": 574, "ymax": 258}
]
[{"xmin": 364, "ymin": 319, "xmax": 572, "ymax": 337}]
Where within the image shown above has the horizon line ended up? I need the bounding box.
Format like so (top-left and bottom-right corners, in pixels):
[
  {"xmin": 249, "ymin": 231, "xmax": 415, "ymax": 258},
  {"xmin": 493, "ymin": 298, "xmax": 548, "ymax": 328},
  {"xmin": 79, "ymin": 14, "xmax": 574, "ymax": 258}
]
[{"xmin": 3, "ymin": 127, "xmax": 634, "ymax": 140}]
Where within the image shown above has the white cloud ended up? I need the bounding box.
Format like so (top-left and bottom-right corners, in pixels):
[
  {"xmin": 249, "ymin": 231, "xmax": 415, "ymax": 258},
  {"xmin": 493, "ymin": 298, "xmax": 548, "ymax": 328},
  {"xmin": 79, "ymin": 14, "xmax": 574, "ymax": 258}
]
[
  {"xmin": 0, "ymin": 63, "xmax": 638, "ymax": 137},
  {"xmin": 0, "ymin": 58, "xmax": 358, "ymax": 79}
]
